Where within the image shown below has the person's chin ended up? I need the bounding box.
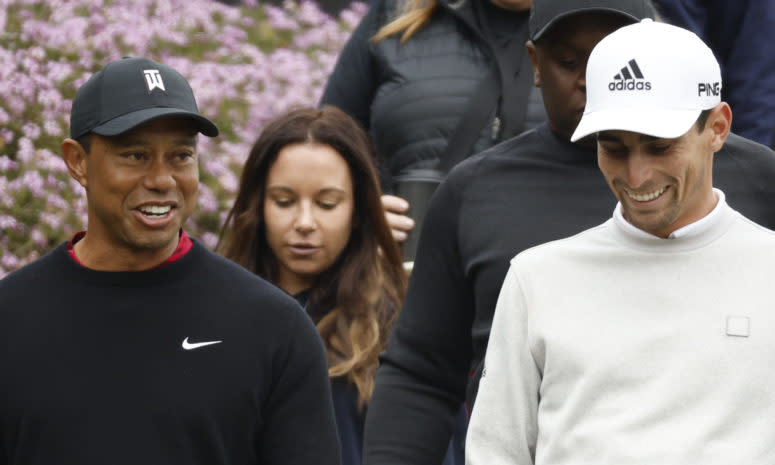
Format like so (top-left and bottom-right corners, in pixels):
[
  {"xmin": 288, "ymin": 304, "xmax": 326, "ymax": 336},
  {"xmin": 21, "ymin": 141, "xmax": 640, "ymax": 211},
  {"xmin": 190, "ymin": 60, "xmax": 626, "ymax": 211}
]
[
  {"xmin": 285, "ymin": 260, "xmax": 324, "ymax": 278},
  {"xmin": 128, "ymin": 226, "xmax": 181, "ymax": 252},
  {"xmin": 625, "ymin": 208, "xmax": 673, "ymax": 236}
]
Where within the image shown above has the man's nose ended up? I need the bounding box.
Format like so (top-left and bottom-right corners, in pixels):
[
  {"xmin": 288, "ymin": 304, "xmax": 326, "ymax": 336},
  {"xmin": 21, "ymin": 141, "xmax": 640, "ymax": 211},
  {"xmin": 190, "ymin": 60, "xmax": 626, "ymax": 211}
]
[
  {"xmin": 143, "ymin": 156, "xmax": 175, "ymax": 191},
  {"xmin": 625, "ymin": 152, "xmax": 653, "ymax": 188}
]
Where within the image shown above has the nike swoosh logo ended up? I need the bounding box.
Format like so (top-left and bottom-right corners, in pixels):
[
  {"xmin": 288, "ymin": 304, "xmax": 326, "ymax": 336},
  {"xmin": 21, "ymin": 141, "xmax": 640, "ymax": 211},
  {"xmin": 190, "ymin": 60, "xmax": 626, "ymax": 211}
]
[{"xmin": 182, "ymin": 337, "xmax": 222, "ymax": 350}]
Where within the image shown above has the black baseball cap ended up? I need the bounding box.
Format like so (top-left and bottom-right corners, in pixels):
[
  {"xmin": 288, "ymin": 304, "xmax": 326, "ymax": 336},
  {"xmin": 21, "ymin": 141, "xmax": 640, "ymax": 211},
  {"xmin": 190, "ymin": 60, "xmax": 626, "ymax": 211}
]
[
  {"xmin": 70, "ymin": 57, "xmax": 219, "ymax": 139},
  {"xmin": 529, "ymin": 0, "xmax": 656, "ymax": 42}
]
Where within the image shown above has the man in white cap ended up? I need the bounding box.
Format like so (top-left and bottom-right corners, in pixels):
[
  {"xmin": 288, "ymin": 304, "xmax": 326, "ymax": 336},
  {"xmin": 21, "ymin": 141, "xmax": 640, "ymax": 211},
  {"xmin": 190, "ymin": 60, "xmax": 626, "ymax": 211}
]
[{"xmin": 466, "ymin": 19, "xmax": 775, "ymax": 465}]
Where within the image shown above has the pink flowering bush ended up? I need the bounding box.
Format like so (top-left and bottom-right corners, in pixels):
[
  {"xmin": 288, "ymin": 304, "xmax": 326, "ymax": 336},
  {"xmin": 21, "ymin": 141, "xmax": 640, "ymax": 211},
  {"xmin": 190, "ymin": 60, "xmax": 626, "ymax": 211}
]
[{"xmin": 0, "ymin": 0, "xmax": 366, "ymax": 277}]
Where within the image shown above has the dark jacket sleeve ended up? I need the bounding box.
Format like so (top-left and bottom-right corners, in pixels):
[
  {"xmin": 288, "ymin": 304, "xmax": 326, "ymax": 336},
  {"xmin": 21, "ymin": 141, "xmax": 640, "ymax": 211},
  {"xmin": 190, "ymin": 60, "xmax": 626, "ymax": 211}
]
[
  {"xmin": 319, "ymin": 0, "xmax": 383, "ymax": 130},
  {"xmin": 258, "ymin": 306, "xmax": 341, "ymax": 465},
  {"xmin": 713, "ymin": 133, "xmax": 775, "ymax": 228},
  {"xmin": 707, "ymin": 0, "xmax": 775, "ymax": 146},
  {"xmin": 654, "ymin": 0, "xmax": 775, "ymax": 145},
  {"xmin": 363, "ymin": 170, "xmax": 474, "ymax": 465}
]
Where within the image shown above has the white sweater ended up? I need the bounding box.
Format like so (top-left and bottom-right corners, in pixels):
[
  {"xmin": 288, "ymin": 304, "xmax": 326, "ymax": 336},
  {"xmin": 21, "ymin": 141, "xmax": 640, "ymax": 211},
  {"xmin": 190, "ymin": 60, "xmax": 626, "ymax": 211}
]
[{"xmin": 467, "ymin": 192, "xmax": 775, "ymax": 465}]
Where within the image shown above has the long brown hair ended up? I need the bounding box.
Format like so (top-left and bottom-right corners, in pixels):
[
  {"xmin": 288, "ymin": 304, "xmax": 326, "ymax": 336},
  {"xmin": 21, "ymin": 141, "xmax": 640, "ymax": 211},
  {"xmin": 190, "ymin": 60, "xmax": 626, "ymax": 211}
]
[
  {"xmin": 218, "ymin": 106, "xmax": 406, "ymax": 408},
  {"xmin": 373, "ymin": 0, "xmax": 439, "ymax": 43}
]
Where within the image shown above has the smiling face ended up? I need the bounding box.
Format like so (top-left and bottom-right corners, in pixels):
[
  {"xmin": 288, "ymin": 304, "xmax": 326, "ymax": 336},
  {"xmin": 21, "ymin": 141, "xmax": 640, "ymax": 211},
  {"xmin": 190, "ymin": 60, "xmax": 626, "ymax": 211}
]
[
  {"xmin": 62, "ymin": 117, "xmax": 199, "ymax": 270},
  {"xmin": 527, "ymin": 13, "xmax": 632, "ymax": 144},
  {"xmin": 263, "ymin": 143, "xmax": 354, "ymax": 295},
  {"xmin": 596, "ymin": 115, "xmax": 725, "ymax": 237}
]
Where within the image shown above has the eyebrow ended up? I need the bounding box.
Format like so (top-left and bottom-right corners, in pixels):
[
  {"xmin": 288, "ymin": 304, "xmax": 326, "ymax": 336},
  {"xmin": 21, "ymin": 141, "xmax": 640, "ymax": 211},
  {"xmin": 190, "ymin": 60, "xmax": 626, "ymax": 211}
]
[
  {"xmin": 596, "ymin": 134, "xmax": 621, "ymax": 143},
  {"xmin": 266, "ymin": 186, "xmax": 347, "ymax": 194},
  {"xmin": 545, "ymin": 41, "xmax": 583, "ymax": 54}
]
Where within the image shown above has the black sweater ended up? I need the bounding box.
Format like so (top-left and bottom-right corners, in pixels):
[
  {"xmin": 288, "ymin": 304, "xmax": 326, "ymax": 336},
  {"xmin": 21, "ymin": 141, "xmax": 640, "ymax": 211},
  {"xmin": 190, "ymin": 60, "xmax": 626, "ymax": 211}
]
[
  {"xmin": 293, "ymin": 291, "xmax": 368, "ymax": 465},
  {"xmin": 0, "ymin": 242, "xmax": 341, "ymax": 465},
  {"xmin": 363, "ymin": 123, "xmax": 775, "ymax": 464},
  {"xmin": 293, "ymin": 292, "xmax": 464, "ymax": 465}
]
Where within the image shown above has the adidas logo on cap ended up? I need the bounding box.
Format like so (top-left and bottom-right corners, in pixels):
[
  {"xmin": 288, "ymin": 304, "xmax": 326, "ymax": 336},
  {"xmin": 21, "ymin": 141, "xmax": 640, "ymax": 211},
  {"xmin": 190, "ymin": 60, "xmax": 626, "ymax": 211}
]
[
  {"xmin": 571, "ymin": 20, "xmax": 723, "ymax": 142},
  {"xmin": 608, "ymin": 59, "xmax": 652, "ymax": 91}
]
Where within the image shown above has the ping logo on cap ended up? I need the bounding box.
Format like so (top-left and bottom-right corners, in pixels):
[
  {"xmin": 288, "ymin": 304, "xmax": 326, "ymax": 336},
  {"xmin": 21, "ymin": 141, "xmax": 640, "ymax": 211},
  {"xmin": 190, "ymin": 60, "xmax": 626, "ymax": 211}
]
[
  {"xmin": 698, "ymin": 82, "xmax": 720, "ymax": 97},
  {"xmin": 143, "ymin": 69, "xmax": 166, "ymax": 93},
  {"xmin": 608, "ymin": 59, "xmax": 651, "ymax": 91}
]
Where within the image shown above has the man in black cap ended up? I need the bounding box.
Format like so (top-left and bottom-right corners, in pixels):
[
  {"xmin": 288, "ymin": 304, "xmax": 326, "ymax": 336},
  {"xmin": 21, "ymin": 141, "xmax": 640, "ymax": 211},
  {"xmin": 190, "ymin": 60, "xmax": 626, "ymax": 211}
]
[
  {"xmin": 362, "ymin": 0, "xmax": 775, "ymax": 463},
  {"xmin": 0, "ymin": 57, "xmax": 341, "ymax": 465}
]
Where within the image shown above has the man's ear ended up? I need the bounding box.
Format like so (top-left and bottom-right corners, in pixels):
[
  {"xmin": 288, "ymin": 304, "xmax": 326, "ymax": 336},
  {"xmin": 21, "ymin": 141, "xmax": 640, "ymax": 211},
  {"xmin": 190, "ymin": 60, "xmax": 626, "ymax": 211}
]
[
  {"xmin": 61, "ymin": 138, "xmax": 89, "ymax": 188},
  {"xmin": 706, "ymin": 102, "xmax": 732, "ymax": 152},
  {"xmin": 526, "ymin": 41, "xmax": 541, "ymax": 87}
]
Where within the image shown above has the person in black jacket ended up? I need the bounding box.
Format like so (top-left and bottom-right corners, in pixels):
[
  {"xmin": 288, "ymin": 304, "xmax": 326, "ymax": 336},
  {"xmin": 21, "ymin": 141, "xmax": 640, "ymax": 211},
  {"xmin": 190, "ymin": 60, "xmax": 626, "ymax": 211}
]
[
  {"xmin": 651, "ymin": 0, "xmax": 775, "ymax": 147},
  {"xmin": 361, "ymin": 0, "xmax": 771, "ymax": 463},
  {"xmin": 0, "ymin": 57, "xmax": 341, "ymax": 465},
  {"xmin": 218, "ymin": 106, "xmax": 411, "ymax": 465},
  {"xmin": 321, "ymin": 0, "xmax": 546, "ymax": 247}
]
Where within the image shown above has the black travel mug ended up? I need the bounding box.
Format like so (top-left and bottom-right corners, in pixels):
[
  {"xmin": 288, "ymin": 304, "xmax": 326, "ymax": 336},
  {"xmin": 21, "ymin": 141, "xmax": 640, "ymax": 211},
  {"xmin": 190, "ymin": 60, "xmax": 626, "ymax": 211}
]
[{"xmin": 392, "ymin": 169, "xmax": 444, "ymax": 264}]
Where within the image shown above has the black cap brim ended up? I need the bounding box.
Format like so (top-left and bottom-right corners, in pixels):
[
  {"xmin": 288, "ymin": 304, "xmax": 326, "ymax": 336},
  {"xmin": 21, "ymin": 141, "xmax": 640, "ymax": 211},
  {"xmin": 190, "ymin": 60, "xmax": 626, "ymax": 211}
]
[
  {"xmin": 533, "ymin": 7, "xmax": 640, "ymax": 41},
  {"xmin": 91, "ymin": 107, "xmax": 219, "ymax": 138}
]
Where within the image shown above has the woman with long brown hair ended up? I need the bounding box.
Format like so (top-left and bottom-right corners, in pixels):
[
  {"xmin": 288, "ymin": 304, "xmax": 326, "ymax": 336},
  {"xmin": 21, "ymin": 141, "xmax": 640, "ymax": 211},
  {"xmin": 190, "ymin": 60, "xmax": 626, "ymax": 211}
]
[{"xmin": 219, "ymin": 106, "xmax": 406, "ymax": 465}]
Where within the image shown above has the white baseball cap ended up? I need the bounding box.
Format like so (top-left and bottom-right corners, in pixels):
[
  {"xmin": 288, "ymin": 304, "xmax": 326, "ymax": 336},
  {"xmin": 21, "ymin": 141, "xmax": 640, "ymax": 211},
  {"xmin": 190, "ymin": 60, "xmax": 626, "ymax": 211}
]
[{"xmin": 571, "ymin": 19, "xmax": 722, "ymax": 142}]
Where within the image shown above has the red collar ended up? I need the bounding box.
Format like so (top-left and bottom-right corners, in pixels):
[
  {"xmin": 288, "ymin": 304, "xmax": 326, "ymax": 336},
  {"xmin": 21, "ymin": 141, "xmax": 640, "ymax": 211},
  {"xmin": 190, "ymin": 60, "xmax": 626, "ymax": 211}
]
[{"xmin": 66, "ymin": 230, "xmax": 193, "ymax": 269}]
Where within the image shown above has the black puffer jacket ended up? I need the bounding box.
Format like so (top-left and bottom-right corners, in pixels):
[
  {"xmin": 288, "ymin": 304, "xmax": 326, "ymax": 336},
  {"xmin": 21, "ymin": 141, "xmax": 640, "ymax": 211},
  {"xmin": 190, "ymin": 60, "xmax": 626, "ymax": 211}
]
[{"xmin": 320, "ymin": 0, "xmax": 546, "ymax": 187}]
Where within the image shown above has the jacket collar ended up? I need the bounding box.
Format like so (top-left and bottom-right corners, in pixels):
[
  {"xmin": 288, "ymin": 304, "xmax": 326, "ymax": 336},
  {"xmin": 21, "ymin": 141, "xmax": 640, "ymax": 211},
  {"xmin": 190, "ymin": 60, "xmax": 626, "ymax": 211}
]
[{"xmin": 437, "ymin": 0, "xmax": 481, "ymax": 35}]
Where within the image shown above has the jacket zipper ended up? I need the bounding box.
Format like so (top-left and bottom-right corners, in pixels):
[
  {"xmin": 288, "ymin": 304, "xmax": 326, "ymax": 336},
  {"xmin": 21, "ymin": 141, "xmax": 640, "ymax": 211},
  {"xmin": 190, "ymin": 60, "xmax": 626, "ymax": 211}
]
[{"xmin": 491, "ymin": 115, "xmax": 502, "ymax": 142}]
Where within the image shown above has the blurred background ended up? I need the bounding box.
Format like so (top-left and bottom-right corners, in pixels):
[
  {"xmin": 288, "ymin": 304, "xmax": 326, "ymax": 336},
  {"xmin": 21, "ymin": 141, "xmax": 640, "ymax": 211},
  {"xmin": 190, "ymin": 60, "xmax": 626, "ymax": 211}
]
[{"xmin": 0, "ymin": 0, "xmax": 365, "ymax": 277}]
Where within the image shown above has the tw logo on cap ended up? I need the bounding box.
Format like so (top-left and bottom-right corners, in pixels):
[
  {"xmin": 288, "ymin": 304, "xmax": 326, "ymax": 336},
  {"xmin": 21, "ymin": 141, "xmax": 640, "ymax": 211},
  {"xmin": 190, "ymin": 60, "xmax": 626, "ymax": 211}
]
[
  {"xmin": 143, "ymin": 69, "xmax": 166, "ymax": 93},
  {"xmin": 608, "ymin": 59, "xmax": 652, "ymax": 92}
]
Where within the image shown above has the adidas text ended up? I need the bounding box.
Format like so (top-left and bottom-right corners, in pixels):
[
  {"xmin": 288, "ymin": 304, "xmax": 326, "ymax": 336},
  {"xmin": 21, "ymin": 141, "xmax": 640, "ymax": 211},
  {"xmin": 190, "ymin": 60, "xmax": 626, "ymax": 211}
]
[
  {"xmin": 608, "ymin": 80, "xmax": 652, "ymax": 91},
  {"xmin": 609, "ymin": 59, "xmax": 651, "ymax": 92}
]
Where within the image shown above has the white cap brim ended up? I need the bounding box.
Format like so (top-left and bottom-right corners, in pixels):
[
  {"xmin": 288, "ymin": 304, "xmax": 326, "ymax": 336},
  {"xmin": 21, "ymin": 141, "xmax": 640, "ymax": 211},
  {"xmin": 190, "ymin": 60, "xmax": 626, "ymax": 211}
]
[{"xmin": 571, "ymin": 106, "xmax": 703, "ymax": 142}]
